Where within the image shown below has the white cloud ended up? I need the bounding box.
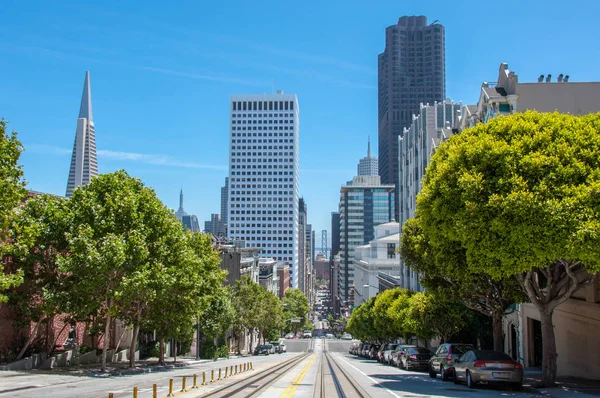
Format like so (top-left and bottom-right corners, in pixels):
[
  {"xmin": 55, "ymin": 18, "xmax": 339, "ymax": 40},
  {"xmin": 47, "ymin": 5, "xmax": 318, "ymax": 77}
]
[{"xmin": 97, "ymin": 149, "xmax": 227, "ymax": 170}]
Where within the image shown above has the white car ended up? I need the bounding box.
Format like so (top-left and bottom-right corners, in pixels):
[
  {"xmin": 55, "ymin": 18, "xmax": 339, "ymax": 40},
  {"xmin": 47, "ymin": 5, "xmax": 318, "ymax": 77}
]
[
  {"xmin": 303, "ymin": 330, "xmax": 313, "ymax": 338},
  {"xmin": 341, "ymin": 333, "xmax": 353, "ymax": 340},
  {"xmin": 285, "ymin": 332, "xmax": 295, "ymax": 339}
]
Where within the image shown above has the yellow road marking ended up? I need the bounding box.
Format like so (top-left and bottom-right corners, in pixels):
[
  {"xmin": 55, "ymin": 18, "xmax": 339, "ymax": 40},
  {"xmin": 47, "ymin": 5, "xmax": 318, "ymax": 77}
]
[{"xmin": 280, "ymin": 354, "xmax": 317, "ymax": 398}]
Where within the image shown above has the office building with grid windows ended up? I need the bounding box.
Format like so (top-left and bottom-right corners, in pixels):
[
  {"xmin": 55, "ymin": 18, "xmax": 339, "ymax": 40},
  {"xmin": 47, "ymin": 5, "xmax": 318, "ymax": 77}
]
[
  {"xmin": 338, "ymin": 175, "xmax": 395, "ymax": 306},
  {"xmin": 227, "ymin": 91, "xmax": 300, "ymax": 288}
]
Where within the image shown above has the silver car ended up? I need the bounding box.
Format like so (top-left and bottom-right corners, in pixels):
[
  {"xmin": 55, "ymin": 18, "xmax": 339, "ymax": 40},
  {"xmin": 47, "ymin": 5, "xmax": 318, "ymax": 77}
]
[
  {"xmin": 383, "ymin": 343, "xmax": 398, "ymax": 365},
  {"xmin": 452, "ymin": 350, "xmax": 523, "ymax": 390}
]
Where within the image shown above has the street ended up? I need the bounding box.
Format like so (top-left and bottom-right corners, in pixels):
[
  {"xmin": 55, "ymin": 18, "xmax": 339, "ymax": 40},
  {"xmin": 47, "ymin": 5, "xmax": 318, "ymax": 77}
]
[{"xmin": 0, "ymin": 338, "xmax": 546, "ymax": 397}]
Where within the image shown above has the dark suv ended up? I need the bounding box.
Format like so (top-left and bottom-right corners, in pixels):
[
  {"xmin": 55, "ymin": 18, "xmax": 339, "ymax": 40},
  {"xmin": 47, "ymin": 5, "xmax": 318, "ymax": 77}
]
[{"xmin": 428, "ymin": 343, "xmax": 474, "ymax": 380}]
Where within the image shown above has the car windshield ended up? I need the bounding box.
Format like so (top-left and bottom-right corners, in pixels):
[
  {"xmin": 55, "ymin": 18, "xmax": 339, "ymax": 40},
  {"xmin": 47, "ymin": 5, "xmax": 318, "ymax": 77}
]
[
  {"xmin": 473, "ymin": 350, "xmax": 514, "ymax": 361},
  {"xmin": 408, "ymin": 347, "xmax": 431, "ymax": 354},
  {"xmin": 451, "ymin": 345, "xmax": 473, "ymax": 355},
  {"xmin": 258, "ymin": 345, "xmax": 268, "ymax": 349},
  {"xmin": 388, "ymin": 344, "xmax": 398, "ymax": 350}
]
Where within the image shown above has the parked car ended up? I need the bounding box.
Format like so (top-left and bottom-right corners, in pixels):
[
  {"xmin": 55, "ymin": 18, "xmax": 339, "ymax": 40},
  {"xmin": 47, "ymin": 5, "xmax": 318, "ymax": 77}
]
[
  {"xmin": 400, "ymin": 347, "xmax": 432, "ymax": 370},
  {"xmin": 368, "ymin": 344, "xmax": 381, "ymax": 360},
  {"xmin": 270, "ymin": 341, "xmax": 284, "ymax": 353},
  {"xmin": 383, "ymin": 343, "xmax": 399, "ymax": 365},
  {"xmin": 429, "ymin": 343, "xmax": 474, "ymax": 380},
  {"xmin": 303, "ymin": 330, "xmax": 313, "ymax": 338},
  {"xmin": 377, "ymin": 344, "xmax": 389, "ymax": 362},
  {"xmin": 361, "ymin": 343, "xmax": 371, "ymax": 357},
  {"xmin": 279, "ymin": 343, "xmax": 287, "ymax": 353},
  {"xmin": 391, "ymin": 345, "xmax": 416, "ymax": 367},
  {"xmin": 285, "ymin": 333, "xmax": 295, "ymax": 339},
  {"xmin": 341, "ymin": 333, "xmax": 353, "ymax": 340},
  {"xmin": 254, "ymin": 344, "xmax": 271, "ymax": 355},
  {"xmin": 350, "ymin": 342, "xmax": 360, "ymax": 355},
  {"xmin": 452, "ymin": 350, "xmax": 523, "ymax": 390}
]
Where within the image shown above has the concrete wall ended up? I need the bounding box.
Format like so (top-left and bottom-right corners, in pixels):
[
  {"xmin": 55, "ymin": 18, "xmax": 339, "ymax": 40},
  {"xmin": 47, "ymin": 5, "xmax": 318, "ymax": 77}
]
[
  {"xmin": 516, "ymin": 82, "xmax": 600, "ymax": 115},
  {"xmin": 504, "ymin": 279, "xmax": 600, "ymax": 380}
]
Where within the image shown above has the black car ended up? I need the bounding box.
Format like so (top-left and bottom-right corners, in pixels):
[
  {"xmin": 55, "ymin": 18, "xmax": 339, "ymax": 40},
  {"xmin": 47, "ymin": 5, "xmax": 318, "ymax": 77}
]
[
  {"xmin": 400, "ymin": 347, "xmax": 432, "ymax": 370},
  {"xmin": 253, "ymin": 344, "xmax": 271, "ymax": 355}
]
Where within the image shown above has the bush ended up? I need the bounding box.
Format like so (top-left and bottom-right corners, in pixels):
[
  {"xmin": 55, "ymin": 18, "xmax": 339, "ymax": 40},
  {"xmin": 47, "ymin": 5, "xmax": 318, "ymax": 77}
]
[
  {"xmin": 139, "ymin": 341, "xmax": 160, "ymax": 359},
  {"xmin": 78, "ymin": 345, "xmax": 95, "ymax": 355},
  {"xmin": 215, "ymin": 345, "xmax": 229, "ymax": 360}
]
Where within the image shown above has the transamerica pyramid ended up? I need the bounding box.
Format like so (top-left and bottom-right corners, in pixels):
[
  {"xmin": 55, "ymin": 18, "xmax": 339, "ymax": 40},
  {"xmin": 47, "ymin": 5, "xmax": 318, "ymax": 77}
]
[{"xmin": 65, "ymin": 71, "xmax": 98, "ymax": 197}]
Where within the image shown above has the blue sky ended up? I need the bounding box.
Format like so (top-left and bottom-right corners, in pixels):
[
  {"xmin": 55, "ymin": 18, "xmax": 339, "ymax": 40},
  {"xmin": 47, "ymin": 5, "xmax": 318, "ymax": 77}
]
[{"xmin": 1, "ymin": 0, "xmax": 599, "ymax": 245}]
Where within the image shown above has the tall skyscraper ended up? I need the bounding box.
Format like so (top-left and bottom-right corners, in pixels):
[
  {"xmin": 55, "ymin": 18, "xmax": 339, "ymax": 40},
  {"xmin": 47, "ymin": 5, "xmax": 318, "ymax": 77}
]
[
  {"xmin": 66, "ymin": 71, "xmax": 98, "ymax": 197},
  {"xmin": 175, "ymin": 189, "xmax": 187, "ymax": 220},
  {"xmin": 221, "ymin": 177, "xmax": 229, "ymax": 226},
  {"xmin": 378, "ymin": 16, "xmax": 445, "ymax": 218},
  {"xmin": 357, "ymin": 136, "xmax": 378, "ymax": 176},
  {"xmin": 298, "ymin": 198, "xmax": 307, "ymax": 294},
  {"xmin": 338, "ymin": 175, "xmax": 395, "ymax": 306},
  {"xmin": 227, "ymin": 92, "xmax": 300, "ymax": 288}
]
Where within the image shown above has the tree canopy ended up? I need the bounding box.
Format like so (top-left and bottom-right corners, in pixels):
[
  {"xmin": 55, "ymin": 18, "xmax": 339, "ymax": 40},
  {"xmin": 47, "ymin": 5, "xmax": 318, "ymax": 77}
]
[
  {"xmin": 0, "ymin": 119, "xmax": 27, "ymax": 302},
  {"xmin": 416, "ymin": 111, "xmax": 600, "ymax": 385}
]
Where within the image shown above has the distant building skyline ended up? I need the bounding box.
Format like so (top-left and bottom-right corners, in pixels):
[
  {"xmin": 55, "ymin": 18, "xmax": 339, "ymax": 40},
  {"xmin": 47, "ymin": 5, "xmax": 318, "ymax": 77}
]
[
  {"xmin": 357, "ymin": 137, "xmax": 378, "ymax": 177},
  {"xmin": 65, "ymin": 71, "xmax": 98, "ymax": 197}
]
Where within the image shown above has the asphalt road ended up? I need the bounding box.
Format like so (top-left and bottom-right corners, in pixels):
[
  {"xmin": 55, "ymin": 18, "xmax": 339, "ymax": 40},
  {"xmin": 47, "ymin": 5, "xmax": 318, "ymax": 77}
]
[{"xmin": 0, "ymin": 338, "xmax": 545, "ymax": 397}]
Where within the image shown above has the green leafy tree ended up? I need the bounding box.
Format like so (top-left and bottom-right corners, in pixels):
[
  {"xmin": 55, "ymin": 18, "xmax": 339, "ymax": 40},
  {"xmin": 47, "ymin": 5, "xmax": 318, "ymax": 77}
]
[
  {"xmin": 400, "ymin": 216, "xmax": 526, "ymax": 351},
  {"xmin": 386, "ymin": 288, "xmax": 414, "ymax": 341},
  {"xmin": 8, "ymin": 194, "xmax": 72, "ymax": 359},
  {"xmin": 0, "ymin": 119, "xmax": 27, "ymax": 302},
  {"xmin": 404, "ymin": 292, "xmax": 465, "ymax": 342},
  {"xmin": 197, "ymin": 286, "xmax": 235, "ymax": 354},
  {"xmin": 345, "ymin": 297, "xmax": 377, "ymax": 341},
  {"xmin": 144, "ymin": 230, "xmax": 224, "ymax": 364},
  {"xmin": 58, "ymin": 170, "xmax": 212, "ymax": 371},
  {"xmin": 373, "ymin": 288, "xmax": 410, "ymax": 341},
  {"xmin": 281, "ymin": 288, "xmax": 310, "ymax": 334},
  {"xmin": 417, "ymin": 112, "xmax": 600, "ymax": 386},
  {"xmin": 232, "ymin": 276, "xmax": 264, "ymax": 352},
  {"xmin": 257, "ymin": 288, "xmax": 284, "ymax": 343}
]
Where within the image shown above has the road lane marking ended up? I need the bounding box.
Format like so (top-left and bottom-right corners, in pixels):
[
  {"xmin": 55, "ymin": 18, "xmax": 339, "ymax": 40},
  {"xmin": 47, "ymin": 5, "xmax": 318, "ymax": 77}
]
[
  {"xmin": 333, "ymin": 353, "xmax": 450, "ymax": 398},
  {"xmin": 279, "ymin": 353, "xmax": 317, "ymax": 398}
]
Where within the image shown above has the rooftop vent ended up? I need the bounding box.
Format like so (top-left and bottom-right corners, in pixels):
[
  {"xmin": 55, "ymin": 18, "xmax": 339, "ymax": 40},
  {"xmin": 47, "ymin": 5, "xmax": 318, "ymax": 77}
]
[
  {"xmin": 545, "ymin": 74, "xmax": 552, "ymax": 83},
  {"xmin": 538, "ymin": 74, "xmax": 544, "ymax": 83},
  {"xmin": 557, "ymin": 74, "xmax": 564, "ymax": 83},
  {"xmin": 564, "ymin": 75, "xmax": 570, "ymax": 82}
]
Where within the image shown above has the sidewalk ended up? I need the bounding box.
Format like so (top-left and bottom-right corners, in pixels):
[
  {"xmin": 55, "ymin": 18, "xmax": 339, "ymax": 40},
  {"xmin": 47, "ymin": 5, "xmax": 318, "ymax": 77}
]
[
  {"xmin": 525, "ymin": 369, "xmax": 600, "ymax": 397},
  {"xmin": 1, "ymin": 355, "xmax": 245, "ymax": 377}
]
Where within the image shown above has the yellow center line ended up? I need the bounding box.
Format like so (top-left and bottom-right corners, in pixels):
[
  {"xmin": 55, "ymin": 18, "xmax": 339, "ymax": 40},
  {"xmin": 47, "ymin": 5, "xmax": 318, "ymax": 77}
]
[{"xmin": 280, "ymin": 354, "xmax": 317, "ymax": 398}]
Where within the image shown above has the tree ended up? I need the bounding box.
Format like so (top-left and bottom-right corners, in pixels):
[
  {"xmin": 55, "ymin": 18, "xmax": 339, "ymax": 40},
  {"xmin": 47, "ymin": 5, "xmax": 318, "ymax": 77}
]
[
  {"xmin": 400, "ymin": 216, "xmax": 526, "ymax": 351},
  {"xmin": 0, "ymin": 119, "xmax": 27, "ymax": 302},
  {"xmin": 196, "ymin": 286, "xmax": 235, "ymax": 355},
  {"xmin": 404, "ymin": 292, "xmax": 465, "ymax": 343},
  {"xmin": 373, "ymin": 288, "xmax": 411, "ymax": 341},
  {"xmin": 144, "ymin": 230, "xmax": 224, "ymax": 365},
  {"xmin": 7, "ymin": 194, "xmax": 72, "ymax": 359},
  {"xmin": 57, "ymin": 170, "xmax": 200, "ymax": 371},
  {"xmin": 281, "ymin": 288, "xmax": 310, "ymax": 334},
  {"xmin": 386, "ymin": 288, "xmax": 414, "ymax": 341},
  {"xmin": 256, "ymin": 288, "xmax": 284, "ymax": 343},
  {"xmin": 417, "ymin": 112, "xmax": 600, "ymax": 386},
  {"xmin": 232, "ymin": 276, "xmax": 264, "ymax": 352},
  {"xmin": 345, "ymin": 297, "xmax": 376, "ymax": 341}
]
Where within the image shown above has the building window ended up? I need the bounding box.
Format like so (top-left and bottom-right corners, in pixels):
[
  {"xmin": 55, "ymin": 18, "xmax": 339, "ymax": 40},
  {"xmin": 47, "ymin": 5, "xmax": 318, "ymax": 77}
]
[{"xmin": 387, "ymin": 243, "xmax": 396, "ymax": 259}]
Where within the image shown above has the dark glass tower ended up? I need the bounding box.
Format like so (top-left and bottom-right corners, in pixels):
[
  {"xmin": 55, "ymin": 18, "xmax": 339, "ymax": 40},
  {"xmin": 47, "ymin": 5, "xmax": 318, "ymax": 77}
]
[{"xmin": 378, "ymin": 16, "xmax": 445, "ymax": 218}]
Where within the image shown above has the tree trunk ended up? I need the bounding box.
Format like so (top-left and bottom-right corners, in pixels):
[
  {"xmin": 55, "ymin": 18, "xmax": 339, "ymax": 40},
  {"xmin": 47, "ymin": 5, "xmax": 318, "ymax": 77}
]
[
  {"xmin": 158, "ymin": 338, "xmax": 165, "ymax": 365},
  {"xmin": 129, "ymin": 321, "xmax": 140, "ymax": 368},
  {"xmin": 101, "ymin": 301, "xmax": 112, "ymax": 373},
  {"xmin": 492, "ymin": 313, "xmax": 504, "ymax": 352},
  {"xmin": 48, "ymin": 320, "xmax": 70, "ymax": 354},
  {"xmin": 173, "ymin": 339, "xmax": 177, "ymax": 363},
  {"xmin": 16, "ymin": 315, "xmax": 45, "ymax": 360},
  {"xmin": 540, "ymin": 311, "xmax": 557, "ymax": 387}
]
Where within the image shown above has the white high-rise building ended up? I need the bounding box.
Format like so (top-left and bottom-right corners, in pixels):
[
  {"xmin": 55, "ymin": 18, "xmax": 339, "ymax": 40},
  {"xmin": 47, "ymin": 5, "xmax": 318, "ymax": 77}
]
[
  {"xmin": 357, "ymin": 136, "xmax": 378, "ymax": 176},
  {"xmin": 66, "ymin": 71, "xmax": 98, "ymax": 197},
  {"xmin": 227, "ymin": 92, "xmax": 300, "ymax": 288}
]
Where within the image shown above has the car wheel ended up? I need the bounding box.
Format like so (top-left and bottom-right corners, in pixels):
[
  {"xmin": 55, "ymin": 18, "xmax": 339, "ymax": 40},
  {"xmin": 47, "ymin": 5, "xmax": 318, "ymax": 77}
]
[
  {"xmin": 466, "ymin": 371, "xmax": 476, "ymax": 389},
  {"xmin": 429, "ymin": 365, "xmax": 437, "ymax": 378},
  {"xmin": 441, "ymin": 365, "xmax": 449, "ymax": 381},
  {"xmin": 453, "ymin": 370, "xmax": 461, "ymax": 384}
]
